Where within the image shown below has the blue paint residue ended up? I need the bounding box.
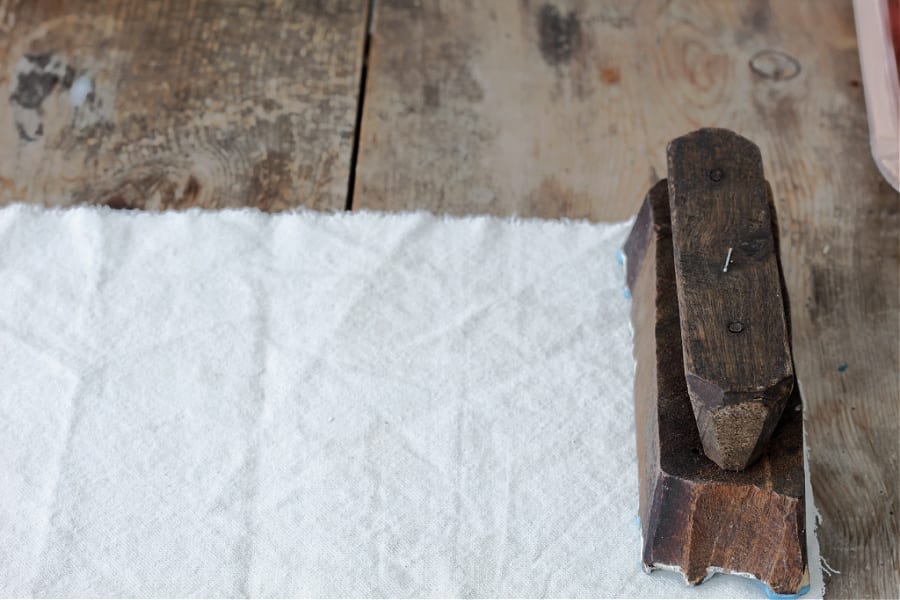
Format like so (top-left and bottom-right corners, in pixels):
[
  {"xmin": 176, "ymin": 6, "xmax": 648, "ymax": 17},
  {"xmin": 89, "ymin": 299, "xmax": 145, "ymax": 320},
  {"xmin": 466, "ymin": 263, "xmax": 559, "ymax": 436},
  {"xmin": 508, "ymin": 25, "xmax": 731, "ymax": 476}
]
[
  {"xmin": 616, "ymin": 248, "xmax": 625, "ymax": 266},
  {"xmin": 623, "ymin": 287, "xmax": 632, "ymax": 300},
  {"xmin": 837, "ymin": 363, "xmax": 848, "ymax": 372},
  {"xmin": 762, "ymin": 582, "xmax": 810, "ymax": 599}
]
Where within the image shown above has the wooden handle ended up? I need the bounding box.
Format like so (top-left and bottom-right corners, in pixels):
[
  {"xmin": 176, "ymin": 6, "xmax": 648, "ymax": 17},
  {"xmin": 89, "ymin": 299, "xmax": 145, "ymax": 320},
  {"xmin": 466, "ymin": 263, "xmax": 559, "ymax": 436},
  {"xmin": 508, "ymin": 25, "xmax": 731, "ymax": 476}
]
[{"xmin": 667, "ymin": 128, "xmax": 794, "ymax": 471}]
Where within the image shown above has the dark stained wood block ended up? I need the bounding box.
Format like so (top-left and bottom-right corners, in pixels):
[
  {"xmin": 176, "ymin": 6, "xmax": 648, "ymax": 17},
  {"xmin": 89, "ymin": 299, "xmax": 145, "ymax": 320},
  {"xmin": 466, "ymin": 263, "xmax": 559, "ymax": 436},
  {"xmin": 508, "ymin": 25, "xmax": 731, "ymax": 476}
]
[
  {"xmin": 666, "ymin": 128, "xmax": 794, "ymax": 471},
  {"xmin": 626, "ymin": 180, "xmax": 808, "ymax": 595}
]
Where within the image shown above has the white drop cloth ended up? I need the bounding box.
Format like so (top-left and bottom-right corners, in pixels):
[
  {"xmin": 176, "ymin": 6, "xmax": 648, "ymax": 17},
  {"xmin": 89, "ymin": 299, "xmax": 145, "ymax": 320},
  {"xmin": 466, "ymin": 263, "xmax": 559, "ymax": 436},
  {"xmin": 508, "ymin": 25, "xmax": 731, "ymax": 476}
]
[{"xmin": 0, "ymin": 205, "xmax": 823, "ymax": 598}]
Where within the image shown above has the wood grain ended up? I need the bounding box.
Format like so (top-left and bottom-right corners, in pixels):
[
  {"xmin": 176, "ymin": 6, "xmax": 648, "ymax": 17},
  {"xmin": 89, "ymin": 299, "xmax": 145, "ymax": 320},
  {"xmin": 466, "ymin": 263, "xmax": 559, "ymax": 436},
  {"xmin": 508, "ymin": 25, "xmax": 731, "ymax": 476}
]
[
  {"xmin": 0, "ymin": 0, "xmax": 368, "ymax": 210},
  {"xmin": 357, "ymin": 1, "xmax": 899, "ymax": 597},
  {"xmin": 627, "ymin": 180, "xmax": 807, "ymax": 595},
  {"xmin": 667, "ymin": 128, "xmax": 794, "ymax": 472}
]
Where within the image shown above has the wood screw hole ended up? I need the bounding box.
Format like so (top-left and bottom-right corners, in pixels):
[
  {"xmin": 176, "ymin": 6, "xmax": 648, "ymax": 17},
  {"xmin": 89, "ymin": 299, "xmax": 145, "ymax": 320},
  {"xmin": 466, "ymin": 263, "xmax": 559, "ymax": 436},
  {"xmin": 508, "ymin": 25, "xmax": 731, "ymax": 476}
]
[
  {"xmin": 728, "ymin": 320, "xmax": 744, "ymax": 333},
  {"xmin": 709, "ymin": 168, "xmax": 724, "ymax": 182}
]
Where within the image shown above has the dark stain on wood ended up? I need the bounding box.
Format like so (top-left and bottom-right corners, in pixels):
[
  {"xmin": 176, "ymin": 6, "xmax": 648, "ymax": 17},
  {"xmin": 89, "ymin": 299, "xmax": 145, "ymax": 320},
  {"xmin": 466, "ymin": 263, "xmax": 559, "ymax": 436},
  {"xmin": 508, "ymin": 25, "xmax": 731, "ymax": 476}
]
[
  {"xmin": 14, "ymin": 121, "xmax": 36, "ymax": 143},
  {"xmin": 182, "ymin": 175, "xmax": 201, "ymax": 206},
  {"xmin": 422, "ymin": 81, "xmax": 440, "ymax": 110},
  {"xmin": 103, "ymin": 195, "xmax": 135, "ymax": 210},
  {"xmin": 807, "ymin": 264, "xmax": 835, "ymax": 324},
  {"xmin": 25, "ymin": 52, "xmax": 53, "ymax": 69},
  {"xmin": 526, "ymin": 176, "xmax": 593, "ymax": 220},
  {"xmin": 537, "ymin": 4, "xmax": 581, "ymax": 66},
  {"xmin": 87, "ymin": 170, "xmax": 205, "ymax": 211},
  {"xmin": 10, "ymin": 66, "xmax": 60, "ymax": 109},
  {"xmin": 8, "ymin": 52, "xmax": 78, "ymax": 143},
  {"xmin": 742, "ymin": 0, "xmax": 772, "ymax": 32},
  {"xmin": 626, "ymin": 179, "xmax": 807, "ymax": 595}
]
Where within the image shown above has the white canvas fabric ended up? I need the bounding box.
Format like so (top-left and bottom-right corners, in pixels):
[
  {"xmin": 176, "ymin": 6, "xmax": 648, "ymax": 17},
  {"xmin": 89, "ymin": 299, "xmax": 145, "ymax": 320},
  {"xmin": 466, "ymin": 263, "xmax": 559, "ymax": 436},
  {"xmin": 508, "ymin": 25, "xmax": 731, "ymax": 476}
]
[{"xmin": 0, "ymin": 205, "xmax": 823, "ymax": 598}]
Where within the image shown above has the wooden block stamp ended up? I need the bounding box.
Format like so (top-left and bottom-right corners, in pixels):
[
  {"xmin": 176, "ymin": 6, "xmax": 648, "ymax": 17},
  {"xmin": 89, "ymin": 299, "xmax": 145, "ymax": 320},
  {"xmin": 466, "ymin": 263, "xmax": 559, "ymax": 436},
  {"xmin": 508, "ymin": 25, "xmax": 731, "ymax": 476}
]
[{"xmin": 625, "ymin": 179, "xmax": 808, "ymax": 595}]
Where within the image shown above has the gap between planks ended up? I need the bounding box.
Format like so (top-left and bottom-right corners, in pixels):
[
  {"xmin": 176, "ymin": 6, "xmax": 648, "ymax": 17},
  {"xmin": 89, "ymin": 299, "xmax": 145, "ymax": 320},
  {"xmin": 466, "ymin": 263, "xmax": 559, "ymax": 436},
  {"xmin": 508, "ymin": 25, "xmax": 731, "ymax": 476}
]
[{"xmin": 345, "ymin": 0, "xmax": 376, "ymax": 211}]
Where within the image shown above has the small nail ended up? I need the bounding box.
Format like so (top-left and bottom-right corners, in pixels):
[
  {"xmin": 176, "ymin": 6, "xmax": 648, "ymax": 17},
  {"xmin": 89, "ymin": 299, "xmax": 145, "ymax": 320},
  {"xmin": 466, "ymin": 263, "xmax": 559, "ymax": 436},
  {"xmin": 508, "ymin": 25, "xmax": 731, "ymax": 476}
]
[{"xmin": 723, "ymin": 247, "xmax": 733, "ymax": 272}]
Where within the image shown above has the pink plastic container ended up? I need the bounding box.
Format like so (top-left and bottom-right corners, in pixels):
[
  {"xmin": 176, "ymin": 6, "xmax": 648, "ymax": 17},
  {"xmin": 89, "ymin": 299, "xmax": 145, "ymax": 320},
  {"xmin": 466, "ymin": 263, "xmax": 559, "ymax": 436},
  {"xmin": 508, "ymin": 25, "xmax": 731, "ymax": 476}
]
[{"xmin": 853, "ymin": 0, "xmax": 899, "ymax": 191}]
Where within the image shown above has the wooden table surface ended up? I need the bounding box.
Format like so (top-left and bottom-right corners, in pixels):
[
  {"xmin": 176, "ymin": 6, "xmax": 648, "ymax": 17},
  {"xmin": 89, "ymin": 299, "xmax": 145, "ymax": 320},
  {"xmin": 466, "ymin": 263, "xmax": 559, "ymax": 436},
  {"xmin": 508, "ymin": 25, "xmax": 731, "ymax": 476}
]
[{"xmin": 0, "ymin": 1, "xmax": 896, "ymax": 597}]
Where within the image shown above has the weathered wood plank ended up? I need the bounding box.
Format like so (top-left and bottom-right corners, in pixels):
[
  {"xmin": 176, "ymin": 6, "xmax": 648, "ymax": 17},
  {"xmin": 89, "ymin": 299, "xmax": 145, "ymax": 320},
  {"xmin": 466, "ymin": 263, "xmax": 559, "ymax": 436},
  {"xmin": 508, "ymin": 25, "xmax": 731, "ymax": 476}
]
[
  {"xmin": 357, "ymin": 1, "xmax": 899, "ymax": 597},
  {"xmin": 667, "ymin": 128, "xmax": 794, "ymax": 472},
  {"xmin": 0, "ymin": 0, "xmax": 368, "ymax": 210},
  {"xmin": 626, "ymin": 180, "xmax": 807, "ymax": 595}
]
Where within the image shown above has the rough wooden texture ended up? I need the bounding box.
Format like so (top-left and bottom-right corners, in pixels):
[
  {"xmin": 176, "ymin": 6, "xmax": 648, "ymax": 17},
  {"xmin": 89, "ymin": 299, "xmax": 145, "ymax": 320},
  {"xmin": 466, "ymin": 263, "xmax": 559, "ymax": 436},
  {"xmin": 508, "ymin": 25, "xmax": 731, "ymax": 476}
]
[
  {"xmin": 0, "ymin": 0, "xmax": 894, "ymax": 596},
  {"xmin": 0, "ymin": 0, "xmax": 368, "ymax": 210},
  {"xmin": 357, "ymin": 1, "xmax": 899, "ymax": 596},
  {"xmin": 627, "ymin": 180, "xmax": 807, "ymax": 594},
  {"xmin": 667, "ymin": 128, "xmax": 794, "ymax": 472}
]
